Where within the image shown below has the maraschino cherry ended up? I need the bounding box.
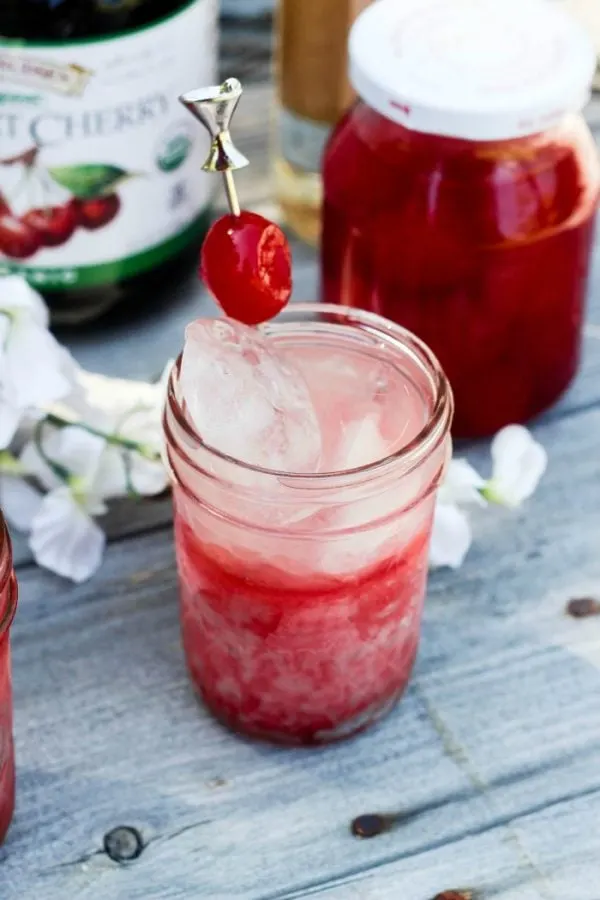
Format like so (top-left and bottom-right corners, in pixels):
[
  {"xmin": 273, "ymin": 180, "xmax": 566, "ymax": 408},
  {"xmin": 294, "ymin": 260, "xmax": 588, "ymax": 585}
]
[
  {"xmin": 200, "ymin": 211, "xmax": 291, "ymax": 325},
  {"xmin": 180, "ymin": 78, "xmax": 292, "ymax": 326}
]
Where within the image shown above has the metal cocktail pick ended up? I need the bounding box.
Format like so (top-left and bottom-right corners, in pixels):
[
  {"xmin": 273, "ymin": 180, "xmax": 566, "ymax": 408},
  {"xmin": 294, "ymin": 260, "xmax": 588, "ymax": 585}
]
[{"xmin": 179, "ymin": 78, "xmax": 249, "ymax": 217}]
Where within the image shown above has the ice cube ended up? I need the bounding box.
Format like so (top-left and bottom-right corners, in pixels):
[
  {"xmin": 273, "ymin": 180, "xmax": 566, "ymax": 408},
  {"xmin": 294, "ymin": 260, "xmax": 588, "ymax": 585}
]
[
  {"xmin": 316, "ymin": 412, "xmax": 434, "ymax": 575},
  {"xmin": 333, "ymin": 414, "xmax": 390, "ymax": 471},
  {"xmin": 179, "ymin": 318, "xmax": 322, "ymax": 472}
]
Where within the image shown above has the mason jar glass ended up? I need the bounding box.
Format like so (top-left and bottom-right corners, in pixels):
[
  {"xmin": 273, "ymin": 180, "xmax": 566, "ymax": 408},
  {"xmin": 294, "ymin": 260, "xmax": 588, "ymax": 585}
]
[
  {"xmin": 322, "ymin": 0, "xmax": 600, "ymax": 437},
  {"xmin": 164, "ymin": 304, "xmax": 453, "ymax": 744}
]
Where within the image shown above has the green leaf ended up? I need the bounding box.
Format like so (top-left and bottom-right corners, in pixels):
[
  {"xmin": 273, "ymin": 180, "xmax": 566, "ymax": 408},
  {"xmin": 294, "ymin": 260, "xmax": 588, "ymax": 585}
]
[{"xmin": 47, "ymin": 164, "xmax": 131, "ymax": 199}]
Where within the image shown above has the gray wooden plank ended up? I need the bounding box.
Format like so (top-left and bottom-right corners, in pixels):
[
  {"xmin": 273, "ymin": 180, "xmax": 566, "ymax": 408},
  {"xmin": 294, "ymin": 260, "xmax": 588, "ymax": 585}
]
[
  {"xmin": 3, "ymin": 532, "xmax": 493, "ymax": 899},
  {"xmin": 259, "ymin": 793, "xmax": 600, "ymax": 899},
  {"xmin": 3, "ymin": 401, "xmax": 600, "ymax": 898}
]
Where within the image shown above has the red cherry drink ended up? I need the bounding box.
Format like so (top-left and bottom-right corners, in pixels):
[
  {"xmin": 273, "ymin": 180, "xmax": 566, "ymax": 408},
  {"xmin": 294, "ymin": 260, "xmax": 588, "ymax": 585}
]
[
  {"xmin": 321, "ymin": 0, "xmax": 600, "ymax": 437},
  {"xmin": 164, "ymin": 304, "xmax": 453, "ymax": 744},
  {"xmin": 0, "ymin": 515, "xmax": 17, "ymax": 841}
]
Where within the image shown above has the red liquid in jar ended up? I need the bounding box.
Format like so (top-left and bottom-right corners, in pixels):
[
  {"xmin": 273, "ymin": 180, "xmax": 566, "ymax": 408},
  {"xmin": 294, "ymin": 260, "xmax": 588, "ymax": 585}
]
[
  {"xmin": 0, "ymin": 627, "xmax": 15, "ymax": 843},
  {"xmin": 0, "ymin": 521, "xmax": 16, "ymax": 844},
  {"xmin": 322, "ymin": 106, "xmax": 599, "ymax": 437},
  {"xmin": 175, "ymin": 515, "xmax": 428, "ymax": 744}
]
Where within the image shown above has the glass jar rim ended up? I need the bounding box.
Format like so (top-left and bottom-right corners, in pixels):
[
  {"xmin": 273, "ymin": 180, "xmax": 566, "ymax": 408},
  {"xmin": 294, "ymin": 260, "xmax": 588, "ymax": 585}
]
[{"xmin": 165, "ymin": 303, "xmax": 453, "ymax": 487}]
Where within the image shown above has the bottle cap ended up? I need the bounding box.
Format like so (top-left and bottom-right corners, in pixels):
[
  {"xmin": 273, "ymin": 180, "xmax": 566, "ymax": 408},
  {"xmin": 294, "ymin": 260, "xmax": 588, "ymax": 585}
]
[{"xmin": 349, "ymin": 0, "xmax": 597, "ymax": 141}]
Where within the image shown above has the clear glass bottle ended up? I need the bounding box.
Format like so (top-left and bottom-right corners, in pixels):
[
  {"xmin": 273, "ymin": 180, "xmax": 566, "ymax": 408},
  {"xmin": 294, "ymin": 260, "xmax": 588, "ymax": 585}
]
[
  {"xmin": 273, "ymin": 0, "xmax": 370, "ymax": 247},
  {"xmin": 0, "ymin": 513, "xmax": 17, "ymax": 844},
  {"xmin": 0, "ymin": 0, "xmax": 218, "ymax": 324},
  {"xmin": 163, "ymin": 304, "xmax": 452, "ymax": 745}
]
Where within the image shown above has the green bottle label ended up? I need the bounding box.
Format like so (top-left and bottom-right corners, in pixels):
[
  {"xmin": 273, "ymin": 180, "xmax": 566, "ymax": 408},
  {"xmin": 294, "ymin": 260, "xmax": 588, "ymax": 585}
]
[{"xmin": 0, "ymin": 0, "xmax": 217, "ymax": 289}]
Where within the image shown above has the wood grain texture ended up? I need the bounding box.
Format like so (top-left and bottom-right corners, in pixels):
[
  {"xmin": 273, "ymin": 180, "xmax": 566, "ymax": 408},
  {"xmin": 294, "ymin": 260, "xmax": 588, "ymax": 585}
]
[{"xmin": 4, "ymin": 401, "xmax": 600, "ymax": 898}]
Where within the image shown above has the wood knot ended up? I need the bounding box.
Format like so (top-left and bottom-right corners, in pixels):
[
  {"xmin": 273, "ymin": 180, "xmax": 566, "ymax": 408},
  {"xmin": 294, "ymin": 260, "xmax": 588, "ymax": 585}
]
[{"xmin": 103, "ymin": 826, "xmax": 144, "ymax": 863}]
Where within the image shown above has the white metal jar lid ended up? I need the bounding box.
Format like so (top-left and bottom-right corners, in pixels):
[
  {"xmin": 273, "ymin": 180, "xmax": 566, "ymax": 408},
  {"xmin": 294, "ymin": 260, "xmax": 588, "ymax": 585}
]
[{"xmin": 349, "ymin": 0, "xmax": 597, "ymax": 141}]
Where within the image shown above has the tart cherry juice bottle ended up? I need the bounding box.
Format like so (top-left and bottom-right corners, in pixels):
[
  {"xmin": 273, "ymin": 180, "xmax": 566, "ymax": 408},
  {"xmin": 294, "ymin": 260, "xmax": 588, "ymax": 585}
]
[{"xmin": 0, "ymin": 0, "xmax": 218, "ymax": 324}]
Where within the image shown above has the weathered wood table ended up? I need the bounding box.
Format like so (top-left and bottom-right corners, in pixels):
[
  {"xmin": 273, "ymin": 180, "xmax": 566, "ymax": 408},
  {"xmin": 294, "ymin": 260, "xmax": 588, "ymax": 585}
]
[{"xmin": 4, "ymin": 31, "xmax": 600, "ymax": 900}]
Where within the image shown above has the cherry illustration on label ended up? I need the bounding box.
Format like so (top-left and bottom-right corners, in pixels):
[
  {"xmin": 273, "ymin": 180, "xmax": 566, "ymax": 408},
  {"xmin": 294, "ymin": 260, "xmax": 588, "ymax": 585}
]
[
  {"xmin": 22, "ymin": 204, "xmax": 77, "ymax": 248},
  {"xmin": 0, "ymin": 149, "xmax": 126, "ymax": 261},
  {"xmin": 72, "ymin": 193, "xmax": 121, "ymax": 231},
  {"xmin": 0, "ymin": 214, "xmax": 41, "ymax": 260}
]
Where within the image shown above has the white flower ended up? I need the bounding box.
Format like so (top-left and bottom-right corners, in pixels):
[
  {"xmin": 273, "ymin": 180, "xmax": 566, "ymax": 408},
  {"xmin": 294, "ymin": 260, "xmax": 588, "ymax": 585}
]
[
  {"xmin": 429, "ymin": 502, "xmax": 473, "ymax": 570},
  {"xmin": 430, "ymin": 425, "xmax": 547, "ymax": 570},
  {"xmin": 13, "ymin": 365, "xmax": 170, "ymax": 582},
  {"xmin": 0, "ymin": 450, "xmax": 42, "ymax": 532},
  {"xmin": 56, "ymin": 366, "xmax": 169, "ymax": 499},
  {"xmin": 0, "ymin": 276, "xmax": 76, "ymax": 448},
  {"xmin": 0, "ymin": 476, "xmax": 43, "ymax": 533},
  {"xmin": 438, "ymin": 458, "xmax": 486, "ymax": 507},
  {"xmin": 29, "ymin": 486, "xmax": 105, "ymax": 584},
  {"xmin": 19, "ymin": 424, "xmax": 107, "ymax": 581},
  {"xmin": 20, "ymin": 421, "xmax": 106, "ymax": 492},
  {"xmin": 484, "ymin": 425, "xmax": 547, "ymax": 508}
]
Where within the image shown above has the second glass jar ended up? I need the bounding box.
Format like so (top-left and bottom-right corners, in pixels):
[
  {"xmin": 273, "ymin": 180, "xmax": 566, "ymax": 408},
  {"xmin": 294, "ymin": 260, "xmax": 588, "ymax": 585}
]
[
  {"xmin": 322, "ymin": 0, "xmax": 600, "ymax": 437},
  {"xmin": 0, "ymin": 513, "xmax": 17, "ymax": 844}
]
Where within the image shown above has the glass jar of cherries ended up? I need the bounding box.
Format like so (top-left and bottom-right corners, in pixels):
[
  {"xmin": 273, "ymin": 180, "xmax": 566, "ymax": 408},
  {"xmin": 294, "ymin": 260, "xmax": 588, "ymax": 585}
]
[
  {"xmin": 0, "ymin": 512, "xmax": 17, "ymax": 843},
  {"xmin": 322, "ymin": 0, "xmax": 600, "ymax": 437}
]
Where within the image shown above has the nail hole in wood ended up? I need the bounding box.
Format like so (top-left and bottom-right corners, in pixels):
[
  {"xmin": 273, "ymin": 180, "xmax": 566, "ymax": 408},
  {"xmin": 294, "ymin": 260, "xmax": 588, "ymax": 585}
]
[{"xmin": 103, "ymin": 826, "xmax": 144, "ymax": 863}]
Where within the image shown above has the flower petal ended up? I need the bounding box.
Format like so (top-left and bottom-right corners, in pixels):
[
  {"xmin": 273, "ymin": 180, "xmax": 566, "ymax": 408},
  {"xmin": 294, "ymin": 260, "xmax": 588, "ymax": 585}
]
[
  {"xmin": 20, "ymin": 422, "xmax": 106, "ymax": 491},
  {"xmin": 429, "ymin": 502, "xmax": 473, "ymax": 569},
  {"xmin": 94, "ymin": 447, "xmax": 168, "ymax": 499},
  {"xmin": 29, "ymin": 487, "xmax": 105, "ymax": 583},
  {"xmin": 0, "ymin": 475, "xmax": 43, "ymax": 532},
  {"xmin": 0, "ymin": 276, "xmax": 48, "ymax": 327},
  {"xmin": 488, "ymin": 425, "xmax": 547, "ymax": 507},
  {"xmin": 127, "ymin": 457, "xmax": 168, "ymax": 496},
  {"xmin": 5, "ymin": 321, "xmax": 73, "ymax": 410},
  {"xmin": 438, "ymin": 458, "xmax": 486, "ymax": 507},
  {"xmin": 0, "ymin": 400, "xmax": 22, "ymax": 451},
  {"xmin": 62, "ymin": 368, "xmax": 164, "ymax": 431},
  {"xmin": 0, "ymin": 314, "xmax": 9, "ymax": 349}
]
